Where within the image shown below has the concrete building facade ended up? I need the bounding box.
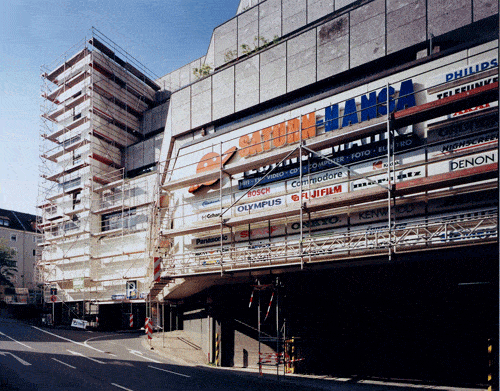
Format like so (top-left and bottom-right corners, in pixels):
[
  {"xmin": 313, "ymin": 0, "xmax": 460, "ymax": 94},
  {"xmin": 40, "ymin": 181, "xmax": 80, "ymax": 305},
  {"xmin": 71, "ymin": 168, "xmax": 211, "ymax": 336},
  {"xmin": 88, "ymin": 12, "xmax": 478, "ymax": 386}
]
[{"xmin": 39, "ymin": 0, "xmax": 498, "ymax": 385}]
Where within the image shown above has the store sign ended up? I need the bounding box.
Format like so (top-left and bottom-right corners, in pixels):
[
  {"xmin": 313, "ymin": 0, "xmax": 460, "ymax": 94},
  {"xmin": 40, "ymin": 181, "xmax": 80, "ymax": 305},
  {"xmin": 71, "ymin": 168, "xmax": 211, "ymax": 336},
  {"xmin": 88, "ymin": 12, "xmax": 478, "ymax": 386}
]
[
  {"xmin": 188, "ymin": 146, "xmax": 237, "ymax": 193},
  {"xmin": 431, "ymin": 58, "xmax": 498, "ymax": 85},
  {"xmin": 434, "ymin": 74, "xmax": 498, "ymax": 100},
  {"xmin": 238, "ymin": 80, "xmax": 415, "ymax": 160},
  {"xmin": 427, "ymin": 56, "xmax": 498, "ymax": 124},
  {"xmin": 350, "ymin": 166, "xmax": 425, "ymax": 190},
  {"xmin": 288, "ymin": 183, "xmax": 347, "ymax": 202},
  {"xmin": 350, "ymin": 202, "xmax": 425, "ymax": 225},
  {"xmin": 428, "ymin": 150, "xmax": 498, "ymax": 176},
  {"xmin": 427, "ymin": 113, "xmax": 498, "ymax": 143},
  {"xmin": 189, "ymin": 80, "xmax": 416, "ymax": 193},
  {"xmin": 427, "ymin": 131, "xmax": 498, "ymax": 159},
  {"xmin": 235, "ymin": 225, "xmax": 286, "ymax": 242},
  {"xmin": 451, "ymin": 102, "xmax": 497, "ymax": 118},
  {"xmin": 235, "ymin": 196, "xmax": 284, "ymax": 215},
  {"xmin": 239, "ymin": 134, "xmax": 421, "ymax": 190},
  {"xmin": 287, "ymin": 214, "xmax": 346, "ymax": 233},
  {"xmin": 193, "ymin": 234, "xmax": 230, "ymax": 247},
  {"xmin": 286, "ymin": 168, "xmax": 346, "ymax": 189}
]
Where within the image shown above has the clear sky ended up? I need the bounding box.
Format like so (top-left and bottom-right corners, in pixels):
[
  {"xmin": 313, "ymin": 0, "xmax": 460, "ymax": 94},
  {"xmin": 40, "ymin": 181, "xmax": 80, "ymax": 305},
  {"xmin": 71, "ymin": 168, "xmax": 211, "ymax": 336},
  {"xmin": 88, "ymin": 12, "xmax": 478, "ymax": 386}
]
[{"xmin": 0, "ymin": 0, "xmax": 239, "ymax": 215}]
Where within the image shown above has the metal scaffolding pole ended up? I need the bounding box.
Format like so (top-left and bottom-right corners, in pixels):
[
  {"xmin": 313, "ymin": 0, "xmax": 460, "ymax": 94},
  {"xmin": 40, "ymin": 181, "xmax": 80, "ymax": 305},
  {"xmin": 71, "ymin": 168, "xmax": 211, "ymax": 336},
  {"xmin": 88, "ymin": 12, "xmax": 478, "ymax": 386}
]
[
  {"xmin": 387, "ymin": 81, "xmax": 392, "ymax": 261},
  {"xmin": 299, "ymin": 117, "xmax": 304, "ymax": 270}
]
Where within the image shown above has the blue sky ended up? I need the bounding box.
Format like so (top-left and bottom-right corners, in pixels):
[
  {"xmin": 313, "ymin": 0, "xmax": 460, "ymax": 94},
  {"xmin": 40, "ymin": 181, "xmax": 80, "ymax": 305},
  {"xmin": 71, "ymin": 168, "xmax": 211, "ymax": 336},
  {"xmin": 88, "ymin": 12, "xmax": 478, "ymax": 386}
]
[{"xmin": 0, "ymin": 0, "xmax": 239, "ymax": 215}]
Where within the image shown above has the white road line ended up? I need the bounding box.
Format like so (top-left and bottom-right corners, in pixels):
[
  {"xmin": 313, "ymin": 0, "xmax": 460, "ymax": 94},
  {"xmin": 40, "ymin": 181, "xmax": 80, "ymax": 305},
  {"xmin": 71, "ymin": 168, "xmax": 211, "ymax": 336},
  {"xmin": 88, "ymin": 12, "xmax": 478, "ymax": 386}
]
[
  {"xmin": 128, "ymin": 350, "xmax": 162, "ymax": 363},
  {"xmin": 148, "ymin": 365, "xmax": 191, "ymax": 378},
  {"xmin": 51, "ymin": 357, "xmax": 77, "ymax": 369},
  {"xmin": 0, "ymin": 351, "xmax": 31, "ymax": 366},
  {"xmin": 31, "ymin": 326, "xmax": 106, "ymax": 353},
  {"xmin": 0, "ymin": 331, "xmax": 33, "ymax": 349},
  {"xmin": 67, "ymin": 349, "xmax": 106, "ymax": 364},
  {"xmin": 84, "ymin": 335, "xmax": 117, "ymax": 356},
  {"xmin": 111, "ymin": 383, "xmax": 134, "ymax": 391}
]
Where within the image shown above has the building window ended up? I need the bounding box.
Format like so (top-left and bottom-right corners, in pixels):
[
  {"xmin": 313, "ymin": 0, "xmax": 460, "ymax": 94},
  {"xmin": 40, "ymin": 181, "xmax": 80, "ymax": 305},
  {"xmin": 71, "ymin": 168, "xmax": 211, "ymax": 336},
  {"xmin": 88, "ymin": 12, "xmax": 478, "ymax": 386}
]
[
  {"xmin": 33, "ymin": 249, "xmax": 36, "ymax": 256},
  {"xmin": 73, "ymin": 153, "xmax": 82, "ymax": 165},
  {"xmin": 102, "ymin": 208, "xmax": 136, "ymax": 232},
  {"xmin": 0, "ymin": 217, "xmax": 10, "ymax": 226},
  {"xmin": 62, "ymin": 135, "xmax": 81, "ymax": 148},
  {"xmin": 59, "ymin": 177, "xmax": 81, "ymax": 192},
  {"xmin": 63, "ymin": 221, "xmax": 79, "ymax": 232},
  {"xmin": 10, "ymin": 234, "xmax": 17, "ymax": 242},
  {"xmin": 72, "ymin": 191, "xmax": 81, "ymax": 209}
]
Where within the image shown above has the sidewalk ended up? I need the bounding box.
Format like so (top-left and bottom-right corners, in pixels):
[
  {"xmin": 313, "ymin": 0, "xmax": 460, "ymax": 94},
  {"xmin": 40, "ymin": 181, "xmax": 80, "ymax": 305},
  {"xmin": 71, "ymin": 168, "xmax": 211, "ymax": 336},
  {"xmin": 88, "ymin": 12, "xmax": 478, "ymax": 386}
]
[{"xmin": 141, "ymin": 330, "xmax": 485, "ymax": 391}]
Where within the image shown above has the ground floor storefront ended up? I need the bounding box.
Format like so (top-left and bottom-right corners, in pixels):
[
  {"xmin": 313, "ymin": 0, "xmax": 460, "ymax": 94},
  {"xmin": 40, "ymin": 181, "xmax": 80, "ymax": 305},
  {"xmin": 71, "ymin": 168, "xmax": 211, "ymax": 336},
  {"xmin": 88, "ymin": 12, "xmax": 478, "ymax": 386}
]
[{"xmin": 181, "ymin": 244, "xmax": 497, "ymax": 387}]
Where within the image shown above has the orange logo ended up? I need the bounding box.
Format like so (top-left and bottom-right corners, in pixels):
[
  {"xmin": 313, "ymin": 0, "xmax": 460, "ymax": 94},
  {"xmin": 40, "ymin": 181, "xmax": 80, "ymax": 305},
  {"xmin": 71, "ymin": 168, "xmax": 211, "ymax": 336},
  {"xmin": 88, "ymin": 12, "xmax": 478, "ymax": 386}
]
[
  {"xmin": 188, "ymin": 146, "xmax": 237, "ymax": 193},
  {"xmin": 238, "ymin": 112, "xmax": 316, "ymax": 158}
]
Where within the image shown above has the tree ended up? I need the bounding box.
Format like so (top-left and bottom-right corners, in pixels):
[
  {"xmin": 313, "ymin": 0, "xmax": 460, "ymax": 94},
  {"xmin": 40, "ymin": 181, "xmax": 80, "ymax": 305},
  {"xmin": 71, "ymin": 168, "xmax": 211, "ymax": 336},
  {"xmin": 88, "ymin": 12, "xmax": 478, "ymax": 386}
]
[{"xmin": 0, "ymin": 241, "xmax": 17, "ymax": 287}]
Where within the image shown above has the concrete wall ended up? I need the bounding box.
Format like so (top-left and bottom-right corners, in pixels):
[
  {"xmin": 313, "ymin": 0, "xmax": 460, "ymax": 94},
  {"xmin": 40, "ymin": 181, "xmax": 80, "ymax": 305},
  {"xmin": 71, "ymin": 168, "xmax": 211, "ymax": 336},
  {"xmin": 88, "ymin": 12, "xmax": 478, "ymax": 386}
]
[
  {"xmin": 168, "ymin": 0, "xmax": 497, "ymax": 137},
  {"xmin": 233, "ymin": 329, "xmax": 276, "ymax": 368},
  {"xmin": 183, "ymin": 309, "xmax": 212, "ymax": 356},
  {"xmin": 125, "ymin": 133, "xmax": 163, "ymax": 172}
]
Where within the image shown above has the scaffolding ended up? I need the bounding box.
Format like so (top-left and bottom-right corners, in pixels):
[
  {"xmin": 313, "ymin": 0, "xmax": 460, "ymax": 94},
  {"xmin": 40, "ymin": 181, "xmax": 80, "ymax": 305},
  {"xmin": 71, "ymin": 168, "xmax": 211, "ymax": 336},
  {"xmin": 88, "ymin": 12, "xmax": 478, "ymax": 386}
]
[
  {"xmin": 37, "ymin": 28, "xmax": 161, "ymax": 309},
  {"xmin": 151, "ymin": 44, "xmax": 498, "ymax": 293}
]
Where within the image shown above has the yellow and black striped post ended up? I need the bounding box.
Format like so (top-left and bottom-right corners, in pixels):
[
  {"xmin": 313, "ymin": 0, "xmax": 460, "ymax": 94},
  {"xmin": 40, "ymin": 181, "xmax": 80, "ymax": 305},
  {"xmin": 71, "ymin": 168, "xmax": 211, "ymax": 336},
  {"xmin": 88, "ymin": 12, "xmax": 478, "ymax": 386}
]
[
  {"xmin": 487, "ymin": 338, "xmax": 497, "ymax": 391},
  {"xmin": 215, "ymin": 332, "xmax": 220, "ymax": 367}
]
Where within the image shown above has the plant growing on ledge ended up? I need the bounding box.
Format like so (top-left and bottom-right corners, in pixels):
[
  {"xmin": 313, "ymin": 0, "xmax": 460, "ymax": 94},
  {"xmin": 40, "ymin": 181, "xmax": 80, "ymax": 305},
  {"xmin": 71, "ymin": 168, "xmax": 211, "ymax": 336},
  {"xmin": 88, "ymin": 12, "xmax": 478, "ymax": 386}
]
[
  {"xmin": 240, "ymin": 43, "xmax": 252, "ymax": 54},
  {"xmin": 192, "ymin": 64, "xmax": 213, "ymax": 79},
  {"xmin": 224, "ymin": 50, "xmax": 238, "ymax": 63}
]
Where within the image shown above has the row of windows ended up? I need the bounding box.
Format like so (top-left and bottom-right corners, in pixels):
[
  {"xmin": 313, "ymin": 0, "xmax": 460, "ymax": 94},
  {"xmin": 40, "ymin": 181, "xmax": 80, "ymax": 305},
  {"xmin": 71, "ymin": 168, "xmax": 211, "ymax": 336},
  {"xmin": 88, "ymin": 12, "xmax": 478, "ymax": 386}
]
[
  {"xmin": 101, "ymin": 208, "xmax": 137, "ymax": 231},
  {"xmin": 8, "ymin": 248, "xmax": 36, "ymax": 256},
  {"xmin": 7, "ymin": 234, "xmax": 40, "ymax": 243}
]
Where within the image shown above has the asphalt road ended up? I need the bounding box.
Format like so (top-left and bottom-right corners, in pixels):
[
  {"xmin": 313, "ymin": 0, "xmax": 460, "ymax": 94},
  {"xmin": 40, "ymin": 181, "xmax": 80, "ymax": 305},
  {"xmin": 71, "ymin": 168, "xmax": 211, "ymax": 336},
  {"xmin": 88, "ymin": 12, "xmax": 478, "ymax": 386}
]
[{"xmin": 0, "ymin": 314, "xmax": 325, "ymax": 391}]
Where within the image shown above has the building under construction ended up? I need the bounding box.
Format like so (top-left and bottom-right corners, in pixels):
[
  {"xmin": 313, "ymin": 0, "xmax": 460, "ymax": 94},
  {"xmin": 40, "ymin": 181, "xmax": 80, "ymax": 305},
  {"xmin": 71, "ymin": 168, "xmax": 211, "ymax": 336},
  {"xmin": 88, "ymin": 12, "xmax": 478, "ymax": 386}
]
[
  {"xmin": 38, "ymin": 30, "xmax": 167, "ymax": 327},
  {"xmin": 39, "ymin": 0, "xmax": 498, "ymax": 386}
]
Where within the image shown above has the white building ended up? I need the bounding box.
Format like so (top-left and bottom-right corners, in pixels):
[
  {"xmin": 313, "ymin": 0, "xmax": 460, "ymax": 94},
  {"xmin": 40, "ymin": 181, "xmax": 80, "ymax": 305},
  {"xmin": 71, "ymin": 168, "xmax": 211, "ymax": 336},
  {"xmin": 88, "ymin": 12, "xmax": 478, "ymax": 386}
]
[{"xmin": 0, "ymin": 209, "xmax": 42, "ymax": 302}]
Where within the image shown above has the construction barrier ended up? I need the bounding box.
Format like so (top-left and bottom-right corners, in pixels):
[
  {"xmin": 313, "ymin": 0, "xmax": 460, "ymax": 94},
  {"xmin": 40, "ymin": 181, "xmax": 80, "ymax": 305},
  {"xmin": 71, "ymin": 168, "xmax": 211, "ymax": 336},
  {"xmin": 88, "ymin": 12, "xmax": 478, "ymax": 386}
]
[
  {"xmin": 145, "ymin": 317, "xmax": 152, "ymax": 340},
  {"xmin": 129, "ymin": 313, "xmax": 133, "ymax": 328},
  {"xmin": 154, "ymin": 257, "xmax": 161, "ymax": 282}
]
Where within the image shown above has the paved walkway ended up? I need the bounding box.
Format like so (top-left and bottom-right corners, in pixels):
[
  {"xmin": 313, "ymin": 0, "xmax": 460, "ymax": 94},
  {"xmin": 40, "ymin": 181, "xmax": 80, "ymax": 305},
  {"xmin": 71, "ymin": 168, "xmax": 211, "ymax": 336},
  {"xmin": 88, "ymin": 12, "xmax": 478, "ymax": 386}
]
[{"xmin": 142, "ymin": 330, "xmax": 485, "ymax": 391}]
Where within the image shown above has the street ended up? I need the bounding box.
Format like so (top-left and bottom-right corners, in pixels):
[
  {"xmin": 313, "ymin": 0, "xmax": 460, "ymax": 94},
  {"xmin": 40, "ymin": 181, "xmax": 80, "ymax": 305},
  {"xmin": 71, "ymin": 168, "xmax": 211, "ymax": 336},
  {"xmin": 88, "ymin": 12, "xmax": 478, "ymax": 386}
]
[
  {"xmin": 0, "ymin": 314, "xmax": 487, "ymax": 391},
  {"xmin": 0, "ymin": 314, "xmax": 326, "ymax": 391}
]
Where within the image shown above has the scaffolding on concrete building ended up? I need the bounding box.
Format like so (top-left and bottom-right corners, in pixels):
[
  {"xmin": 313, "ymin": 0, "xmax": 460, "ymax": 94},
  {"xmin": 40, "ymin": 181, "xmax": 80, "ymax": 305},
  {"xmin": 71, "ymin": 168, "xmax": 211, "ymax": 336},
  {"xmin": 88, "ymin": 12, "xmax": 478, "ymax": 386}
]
[
  {"xmin": 150, "ymin": 47, "xmax": 499, "ymax": 296},
  {"xmin": 37, "ymin": 28, "xmax": 161, "ymax": 314}
]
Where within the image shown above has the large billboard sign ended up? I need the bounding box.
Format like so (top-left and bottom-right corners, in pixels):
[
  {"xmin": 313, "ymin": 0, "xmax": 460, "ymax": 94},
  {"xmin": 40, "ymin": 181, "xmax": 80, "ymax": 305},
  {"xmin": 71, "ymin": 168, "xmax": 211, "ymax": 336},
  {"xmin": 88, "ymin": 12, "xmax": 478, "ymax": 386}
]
[{"xmin": 168, "ymin": 46, "xmax": 498, "ymax": 252}]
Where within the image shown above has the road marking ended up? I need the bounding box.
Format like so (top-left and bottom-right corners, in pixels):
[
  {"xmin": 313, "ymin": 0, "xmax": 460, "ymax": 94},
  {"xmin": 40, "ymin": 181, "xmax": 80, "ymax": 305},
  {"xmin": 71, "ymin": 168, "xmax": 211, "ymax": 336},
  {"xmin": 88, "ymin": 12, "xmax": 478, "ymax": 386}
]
[
  {"xmin": 0, "ymin": 351, "xmax": 31, "ymax": 366},
  {"xmin": 67, "ymin": 349, "xmax": 106, "ymax": 364},
  {"xmin": 148, "ymin": 365, "xmax": 191, "ymax": 378},
  {"xmin": 128, "ymin": 350, "xmax": 162, "ymax": 363},
  {"xmin": 111, "ymin": 383, "xmax": 134, "ymax": 391},
  {"xmin": 51, "ymin": 357, "xmax": 77, "ymax": 369},
  {"xmin": 32, "ymin": 326, "xmax": 106, "ymax": 353},
  {"xmin": 84, "ymin": 335, "xmax": 117, "ymax": 356},
  {"xmin": 0, "ymin": 331, "xmax": 33, "ymax": 349}
]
